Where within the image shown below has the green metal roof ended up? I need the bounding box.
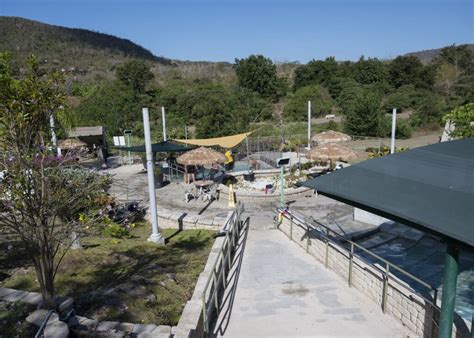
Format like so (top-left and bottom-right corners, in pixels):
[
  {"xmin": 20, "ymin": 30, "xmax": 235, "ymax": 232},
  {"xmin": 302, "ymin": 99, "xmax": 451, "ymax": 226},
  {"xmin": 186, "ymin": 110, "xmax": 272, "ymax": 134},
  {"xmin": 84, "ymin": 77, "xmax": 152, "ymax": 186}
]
[
  {"xmin": 301, "ymin": 138, "xmax": 474, "ymax": 248},
  {"xmin": 116, "ymin": 140, "xmax": 194, "ymax": 153}
]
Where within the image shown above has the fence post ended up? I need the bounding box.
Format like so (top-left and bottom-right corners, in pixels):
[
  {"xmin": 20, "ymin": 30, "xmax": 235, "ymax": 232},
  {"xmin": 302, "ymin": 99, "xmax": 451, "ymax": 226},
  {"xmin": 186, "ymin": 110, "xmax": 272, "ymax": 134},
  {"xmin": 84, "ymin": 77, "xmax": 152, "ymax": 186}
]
[
  {"xmin": 325, "ymin": 228, "xmax": 329, "ymax": 268},
  {"xmin": 212, "ymin": 269, "xmax": 218, "ymax": 311},
  {"xmin": 306, "ymin": 225, "xmax": 310, "ymax": 253},
  {"xmin": 290, "ymin": 215, "xmax": 293, "ymax": 241},
  {"xmin": 202, "ymin": 294, "xmax": 208, "ymax": 333},
  {"xmin": 348, "ymin": 242, "xmax": 354, "ymax": 287},
  {"xmin": 382, "ymin": 263, "xmax": 390, "ymax": 313}
]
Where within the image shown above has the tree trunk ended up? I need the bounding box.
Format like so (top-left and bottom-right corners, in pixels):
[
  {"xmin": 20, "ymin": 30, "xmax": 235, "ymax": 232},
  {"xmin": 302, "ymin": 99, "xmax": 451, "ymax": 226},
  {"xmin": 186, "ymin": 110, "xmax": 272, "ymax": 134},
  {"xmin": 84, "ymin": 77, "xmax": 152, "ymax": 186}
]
[{"xmin": 34, "ymin": 253, "xmax": 56, "ymax": 309}]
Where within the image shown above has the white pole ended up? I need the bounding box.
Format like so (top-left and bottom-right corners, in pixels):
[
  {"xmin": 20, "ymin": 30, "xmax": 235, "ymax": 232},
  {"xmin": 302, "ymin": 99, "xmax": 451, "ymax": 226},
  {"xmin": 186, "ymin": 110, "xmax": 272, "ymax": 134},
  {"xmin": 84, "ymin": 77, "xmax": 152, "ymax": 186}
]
[
  {"xmin": 143, "ymin": 107, "xmax": 165, "ymax": 245},
  {"xmin": 161, "ymin": 106, "xmax": 167, "ymax": 141},
  {"xmin": 390, "ymin": 108, "xmax": 397, "ymax": 154},
  {"xmin": 307, "ymin": 101, "xmax": 312, "ymax": 149},
  {"xmin": 49, "ymin": 114, "xmax": 60, "ymax": 156}
]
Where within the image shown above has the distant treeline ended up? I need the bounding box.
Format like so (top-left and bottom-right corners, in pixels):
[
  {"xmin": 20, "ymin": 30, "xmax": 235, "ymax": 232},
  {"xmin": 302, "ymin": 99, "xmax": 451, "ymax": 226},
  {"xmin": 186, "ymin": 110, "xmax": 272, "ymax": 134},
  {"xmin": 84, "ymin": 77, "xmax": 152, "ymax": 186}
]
[{"xmin": 72, "ymin": 45, "xmax": 473, "ymax": 140}]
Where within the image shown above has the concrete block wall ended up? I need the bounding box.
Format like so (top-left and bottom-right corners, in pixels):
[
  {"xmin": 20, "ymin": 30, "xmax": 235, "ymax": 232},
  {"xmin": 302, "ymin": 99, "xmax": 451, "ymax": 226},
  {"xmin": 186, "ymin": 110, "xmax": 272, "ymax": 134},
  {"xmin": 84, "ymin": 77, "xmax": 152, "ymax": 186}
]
[
  {"xmin": 278, "ymin": 215, "xmax": 470, "ymax": 338},
  {"xmin": 171, "ymin": 210, "xmax": 240, "ymax": 338},
  {"xmin": 146, "ymin": 208, "xmax": 227, "ymax": 231}
]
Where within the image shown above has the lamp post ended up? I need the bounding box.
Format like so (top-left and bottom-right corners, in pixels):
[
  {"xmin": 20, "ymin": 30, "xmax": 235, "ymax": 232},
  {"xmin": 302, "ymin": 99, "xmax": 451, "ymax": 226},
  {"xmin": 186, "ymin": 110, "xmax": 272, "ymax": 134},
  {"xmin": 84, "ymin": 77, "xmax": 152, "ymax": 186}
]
[{"xmin": 142, "ymin": 107, "xmax": 165, "ymax": 245}]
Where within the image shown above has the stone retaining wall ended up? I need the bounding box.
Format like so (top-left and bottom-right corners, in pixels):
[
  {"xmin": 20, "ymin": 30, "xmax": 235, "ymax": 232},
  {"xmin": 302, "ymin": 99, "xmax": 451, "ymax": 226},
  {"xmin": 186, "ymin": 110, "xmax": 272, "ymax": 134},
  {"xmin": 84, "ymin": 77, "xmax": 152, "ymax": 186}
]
[
  {"xmin": 146, "ymin": 209, "xmax": 228, "ymax": 231},
  {"xmin": 218, "ymin": 184, "xmax": 313, "ymax": 203},
  {"xmin": 278, "ymin": 215, "xmax": 471, "ymax": 338}
]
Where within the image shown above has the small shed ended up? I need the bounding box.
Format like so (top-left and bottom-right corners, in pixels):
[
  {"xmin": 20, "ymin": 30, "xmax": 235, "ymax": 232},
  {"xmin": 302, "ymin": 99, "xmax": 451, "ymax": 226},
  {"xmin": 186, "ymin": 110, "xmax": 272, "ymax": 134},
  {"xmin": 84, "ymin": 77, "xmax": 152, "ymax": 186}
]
[{"xmin": 68, "ymin": 126, "xmax": 106, "ymax": 150}]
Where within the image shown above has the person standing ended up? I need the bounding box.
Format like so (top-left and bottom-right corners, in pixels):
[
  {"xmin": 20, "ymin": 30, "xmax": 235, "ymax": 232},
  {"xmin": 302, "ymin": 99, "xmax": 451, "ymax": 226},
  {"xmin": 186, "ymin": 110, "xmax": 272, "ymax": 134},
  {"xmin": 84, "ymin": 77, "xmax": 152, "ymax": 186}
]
[{"xmin": 224, "ymin": 149, "xmax": 234, "ymax": 171}]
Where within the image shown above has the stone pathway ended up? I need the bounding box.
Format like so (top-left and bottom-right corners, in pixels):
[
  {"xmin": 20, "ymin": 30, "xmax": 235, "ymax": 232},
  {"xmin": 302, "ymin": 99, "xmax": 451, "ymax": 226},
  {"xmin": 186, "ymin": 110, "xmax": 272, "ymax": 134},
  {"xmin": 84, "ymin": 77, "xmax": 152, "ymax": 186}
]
[{"xmin": 213, "ymin": 224, "xmax": 415, "ymax": 337}]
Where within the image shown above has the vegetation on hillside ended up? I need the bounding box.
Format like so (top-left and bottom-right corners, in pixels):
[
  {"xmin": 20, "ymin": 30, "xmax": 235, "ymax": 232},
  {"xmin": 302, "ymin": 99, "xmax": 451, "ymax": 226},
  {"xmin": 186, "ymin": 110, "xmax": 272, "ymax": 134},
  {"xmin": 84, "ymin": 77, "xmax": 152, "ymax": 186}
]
[{"xmin": 1, "ymin": 17, "xmax": 472, "ymax": 141}]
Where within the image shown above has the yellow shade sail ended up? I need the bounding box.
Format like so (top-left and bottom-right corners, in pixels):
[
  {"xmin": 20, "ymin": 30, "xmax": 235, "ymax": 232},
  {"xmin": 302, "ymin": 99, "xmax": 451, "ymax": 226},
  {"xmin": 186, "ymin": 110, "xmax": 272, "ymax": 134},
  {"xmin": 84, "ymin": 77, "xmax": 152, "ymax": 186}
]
[{"xmin": 175, "ymin": 131, "xmax": 252, "ymax": 149}]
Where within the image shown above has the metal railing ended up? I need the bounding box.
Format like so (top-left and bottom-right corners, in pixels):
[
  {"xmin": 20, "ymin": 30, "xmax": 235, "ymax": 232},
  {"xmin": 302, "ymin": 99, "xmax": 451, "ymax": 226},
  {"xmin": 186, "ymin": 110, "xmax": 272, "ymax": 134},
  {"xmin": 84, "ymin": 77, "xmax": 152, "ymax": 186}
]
[
  {"xmin": 201, "ymin": 201, "xmax": 244, "ymax": 334},
  {"xmin": 276, "ymin": 206, "xmax": 441, "ymax": 334}
]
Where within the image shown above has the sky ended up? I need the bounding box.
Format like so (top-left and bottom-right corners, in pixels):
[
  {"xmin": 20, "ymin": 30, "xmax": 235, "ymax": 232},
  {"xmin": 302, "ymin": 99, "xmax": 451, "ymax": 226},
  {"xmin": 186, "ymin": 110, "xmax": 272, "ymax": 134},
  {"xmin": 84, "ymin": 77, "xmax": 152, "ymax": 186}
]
[{"xmin": 0, "ymin": 0, "xmax": 472, "ymax": 63}]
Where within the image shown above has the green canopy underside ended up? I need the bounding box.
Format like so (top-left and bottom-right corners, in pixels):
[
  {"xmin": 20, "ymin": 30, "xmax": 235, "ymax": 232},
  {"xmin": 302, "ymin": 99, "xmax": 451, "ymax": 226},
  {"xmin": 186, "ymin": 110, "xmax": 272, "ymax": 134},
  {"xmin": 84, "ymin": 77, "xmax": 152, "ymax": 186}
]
[
  {"xmin": 115, "ymin": 140, "xmax": 194, "ymax": 153},
  {"xmin": 301, "ymin": 138, "xmax": 474, "ymax": 248}
]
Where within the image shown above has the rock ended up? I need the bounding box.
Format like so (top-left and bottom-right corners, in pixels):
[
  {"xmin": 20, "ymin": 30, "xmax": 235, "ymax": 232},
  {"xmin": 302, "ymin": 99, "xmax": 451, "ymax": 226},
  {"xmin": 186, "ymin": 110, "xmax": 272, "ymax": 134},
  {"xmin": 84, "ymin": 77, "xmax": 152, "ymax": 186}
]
[
  {"xmin": 96, "ymin": 320, "xmax": 121, "ymax": 331},
  {"xmin": 132, "ymin": 323, "xmax": 158, "ymax": 334},
  {"xmin": 26, "ymin": 309, "xmax": 58, "ymax": 327},
  {"xmin": 44, "ymin": 320, "xmax": 69, "ymax": 338},
  {"xmin": 67, "ymin": 315, "xmax": 98, "ymax": 330},
  {"xmin": 145, "ymin": 293, "xmax": 157, "ymax": 303}
]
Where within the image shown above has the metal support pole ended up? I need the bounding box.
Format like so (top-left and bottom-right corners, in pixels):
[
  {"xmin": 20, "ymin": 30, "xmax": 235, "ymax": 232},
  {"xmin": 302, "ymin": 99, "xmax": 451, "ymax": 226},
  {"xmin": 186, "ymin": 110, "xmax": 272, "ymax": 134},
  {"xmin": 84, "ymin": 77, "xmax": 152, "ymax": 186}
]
[
  {"xmin": 246, "ymin": 136, "xmax": 250, "ymax": 170},
  {"xmin": 306, "ymin": 226, "xmax": 310, "ymax": 253},
  {"xmin": 126, "ymin": 133, "xmax": 131, "ymax": 165},
  {"xmin": 439, "ymin": 245, "xmax": 459, "ymax": 338},
  {"xmin": 161, "ymin": 106, "xmax": 167, "ymax": 141},
  {"xmin": 325, "ymin": 228, "xmax": 329, "ymax": 268},
  {"xmin": 202, "ymin": 295, "xmax": 208, "ymax": 333},
  {"xmin": 390, "ymin": 108, "xmax": 397, "ymax": 154},
  {"xmin": 280, "ymin": 165, "xmax": 285, "ymax": 208},
  {"xmin": 143, "ymin": 108, "xmax": 165, "ymax": 245},
  {"xmin": 348, "ymin": 242, "xmax": 354, "ymax": 287},
  {"xmin": 382, "ymin": 263, "xmax": 390, "ymax": 313},
  {"xmin": 307, "ymin": 101, "xmax": 311, "ymax": 149},
  {"xmin": 290, "ymin": 215, "xmax": 293, "ymax": 241}
]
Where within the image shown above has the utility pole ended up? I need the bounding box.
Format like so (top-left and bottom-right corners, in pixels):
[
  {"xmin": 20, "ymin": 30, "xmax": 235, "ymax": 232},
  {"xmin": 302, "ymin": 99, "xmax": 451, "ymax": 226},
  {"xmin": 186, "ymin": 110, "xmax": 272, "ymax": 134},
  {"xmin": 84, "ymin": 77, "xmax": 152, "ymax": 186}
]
[
  {"xmin": 142, "ymin": 107, "xmax": 165, "ymax": 245},
  {"xmin": 162, "ymin": 106, "xmax": 167, "ymax": 141},
  {"xmin": 390, "ymin": 108, "xmax": 397, "ymax": 154},
  {"xmin": 307, "ymin": 101, "xmax": 312, "ymax": 150}
]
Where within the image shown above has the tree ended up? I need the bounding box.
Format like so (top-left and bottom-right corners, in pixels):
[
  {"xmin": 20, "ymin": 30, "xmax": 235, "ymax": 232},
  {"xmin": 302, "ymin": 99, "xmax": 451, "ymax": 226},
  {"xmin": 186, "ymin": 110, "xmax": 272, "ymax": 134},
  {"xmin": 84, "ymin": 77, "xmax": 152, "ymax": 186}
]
[
  {"xmin": 389, "ymin": 55, "xmax": 434, "ymax": 89},
  {"xmin": 442, "ymin": 103, "xmax": 474, "ymax": 138},
  {"xmin": 234, "ymin": 55, "xmax": 284, "ymax": 100},
  {"xmin": 284, "ymin": 85, "xmax": 334, "ymax": 121},
  {"xmin": 0, "ymin": 54, "xmax": 109, "ymax": 309},
  {"xmin": 410, "ymin": 90, "xmax": 446, "ymax": 126},
  {"xmin": 341, "ymin": 87, "xmax": 385, "ymax": 137},
  {"xmin": 382, "ymin": 85, "xmax": 422, "ymax": 112},
  {"xmin": 74, "ymin": 80, "xmax": 153, "ymax": 135},
  {"xmin": 434, "ymin": 45, "xmax": 474, "ymax": 102},
  {"xmin": 116, "ymin": 59, "xmax": 154, "ymax": 93},
  {"xmin": 293, "ymin": 57, "xmax": 339, "ymax": 90},
  {"xmin": 352, "ymin": 57, "xmax": 388, "ymax": 84}
]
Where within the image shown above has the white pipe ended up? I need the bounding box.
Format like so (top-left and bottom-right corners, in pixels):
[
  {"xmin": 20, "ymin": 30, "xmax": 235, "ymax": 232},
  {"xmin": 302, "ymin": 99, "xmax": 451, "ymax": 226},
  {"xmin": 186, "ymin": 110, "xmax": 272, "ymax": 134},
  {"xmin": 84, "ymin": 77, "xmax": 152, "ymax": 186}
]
[
  {"xmin": 307, "ymin": 101, "xmax": 311, "ymax": 149},
  {"xmin": 161, "ymin": 106, "xmax": 167, "ymax": 141},
  {"xmin": 143, "ymin": 107, "xmax": 165, "ymax": 244},
  {"xmin": 390, "ymin": 108, "xmax": 397, "ymax": 154}
]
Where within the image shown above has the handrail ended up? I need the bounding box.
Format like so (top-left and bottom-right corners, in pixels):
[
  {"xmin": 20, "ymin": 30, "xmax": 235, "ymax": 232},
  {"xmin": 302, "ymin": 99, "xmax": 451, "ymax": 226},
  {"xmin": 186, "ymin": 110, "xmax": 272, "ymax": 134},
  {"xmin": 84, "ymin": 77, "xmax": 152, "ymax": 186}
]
[
  {"xmin": 277, "ymin": 206, "xmax": 439, "ymax": 308},
  {"xmin": 201, "ymin": 201, "xmax": 244, "ymax": 334},
  {"xmin": 34, "ymin": 310, "xmax": 57, "ymax": 338}
]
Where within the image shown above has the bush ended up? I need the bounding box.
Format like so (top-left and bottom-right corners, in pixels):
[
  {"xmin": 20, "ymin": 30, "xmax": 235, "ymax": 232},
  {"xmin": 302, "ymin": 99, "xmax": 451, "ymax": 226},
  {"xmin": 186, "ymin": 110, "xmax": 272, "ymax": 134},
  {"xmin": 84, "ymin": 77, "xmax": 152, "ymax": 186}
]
[
  {"xmin": 395, "ymin": 119, "xmax": 412, "ymax": 139},
  {"xmin": 102, "ymin": 222, "xmax": 131, "ymax": 238}
]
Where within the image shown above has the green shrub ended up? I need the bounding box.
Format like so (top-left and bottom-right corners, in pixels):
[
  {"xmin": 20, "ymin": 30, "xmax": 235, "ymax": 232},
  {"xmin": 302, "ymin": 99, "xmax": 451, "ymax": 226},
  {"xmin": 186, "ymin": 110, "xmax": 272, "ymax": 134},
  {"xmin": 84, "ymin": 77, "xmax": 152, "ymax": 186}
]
[
  {"xmin": 102, "ymin": 223, "xmax": 131, "ymax": 239},
  {"xmin": 395, "ymin": 119, "xmax": 412, "ymax": 139}
]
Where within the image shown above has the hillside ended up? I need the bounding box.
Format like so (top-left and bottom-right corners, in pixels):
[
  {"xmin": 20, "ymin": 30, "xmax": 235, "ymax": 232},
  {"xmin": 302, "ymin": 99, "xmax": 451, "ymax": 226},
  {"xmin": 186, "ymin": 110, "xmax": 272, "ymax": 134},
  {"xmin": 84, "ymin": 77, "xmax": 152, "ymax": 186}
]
[
  {"xmin": 0, "ymin": 16, "xmax": 470, "ymax": 84},
  {"xmin": 0, "ymin": 16, "xmax": 177, "ymax": 82},
  {"xmin": 405, "ymin": 44, "xmax": 474, "ymax": 63},
  {"xmin": 0, "ymin": 16, "xmax": 240, "ymax": 84}
]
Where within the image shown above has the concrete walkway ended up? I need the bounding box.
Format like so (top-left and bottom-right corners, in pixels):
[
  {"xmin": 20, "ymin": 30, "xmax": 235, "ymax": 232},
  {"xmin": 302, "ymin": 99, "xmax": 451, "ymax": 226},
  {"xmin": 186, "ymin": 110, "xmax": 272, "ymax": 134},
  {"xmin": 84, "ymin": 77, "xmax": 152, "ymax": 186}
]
[{"xmin": 213, "ymin": 226, "xmax": 414, "ymax": 337}]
